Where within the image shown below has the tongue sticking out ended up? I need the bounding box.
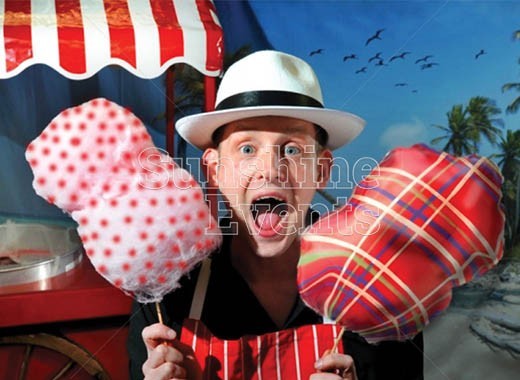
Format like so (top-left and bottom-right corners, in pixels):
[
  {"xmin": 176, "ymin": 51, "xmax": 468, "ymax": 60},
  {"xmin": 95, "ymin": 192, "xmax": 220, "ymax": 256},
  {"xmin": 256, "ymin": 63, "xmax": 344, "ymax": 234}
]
[
  {"xmin": 252, "ymin": 200, "xmax": 287, "ymax": 234},
  {"xmin": 255, "ymin": 212, "xmax": 282, "ymax": 231}
]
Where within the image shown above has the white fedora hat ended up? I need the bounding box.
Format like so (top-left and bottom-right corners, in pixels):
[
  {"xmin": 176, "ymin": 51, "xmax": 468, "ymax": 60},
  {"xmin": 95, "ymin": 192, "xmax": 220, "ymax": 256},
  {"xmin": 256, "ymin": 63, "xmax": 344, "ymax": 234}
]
[{"xmin": 175, "ymin": 50, "xmax": 365, "ymax": 150}]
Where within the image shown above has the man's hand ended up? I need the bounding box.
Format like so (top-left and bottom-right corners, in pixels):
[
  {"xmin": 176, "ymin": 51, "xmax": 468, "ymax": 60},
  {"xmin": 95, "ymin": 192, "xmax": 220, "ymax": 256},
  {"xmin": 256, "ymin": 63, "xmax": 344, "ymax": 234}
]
[
  {"xmin": 310, "ymin": 351, "xmax": 357, "ymax": 380},
  {"xmin": 141, "ymin": 323, "xmax": 201, "ymax": 380}
]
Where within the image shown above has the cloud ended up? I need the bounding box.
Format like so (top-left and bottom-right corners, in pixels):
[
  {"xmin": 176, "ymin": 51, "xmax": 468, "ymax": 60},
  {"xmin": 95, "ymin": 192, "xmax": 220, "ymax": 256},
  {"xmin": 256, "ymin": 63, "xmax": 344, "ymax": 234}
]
[{"xmin": 379, "ymin": 119, "xmax": 428, "ymax": 151}]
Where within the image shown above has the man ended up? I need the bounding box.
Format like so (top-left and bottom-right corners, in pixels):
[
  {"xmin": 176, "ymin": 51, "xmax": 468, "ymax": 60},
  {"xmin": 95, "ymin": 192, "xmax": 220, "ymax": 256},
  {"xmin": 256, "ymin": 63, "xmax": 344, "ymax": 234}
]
[{"xmin": 128, "ymin": 50, "xmax": 423, "ymax": 379}]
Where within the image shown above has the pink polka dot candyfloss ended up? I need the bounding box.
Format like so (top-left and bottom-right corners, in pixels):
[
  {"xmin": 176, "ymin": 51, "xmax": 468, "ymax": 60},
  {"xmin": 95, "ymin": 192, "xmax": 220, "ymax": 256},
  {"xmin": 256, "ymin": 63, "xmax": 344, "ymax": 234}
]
[{"xmin": 25, "ymin": 98, "xmax": 222, "ymax": 303}]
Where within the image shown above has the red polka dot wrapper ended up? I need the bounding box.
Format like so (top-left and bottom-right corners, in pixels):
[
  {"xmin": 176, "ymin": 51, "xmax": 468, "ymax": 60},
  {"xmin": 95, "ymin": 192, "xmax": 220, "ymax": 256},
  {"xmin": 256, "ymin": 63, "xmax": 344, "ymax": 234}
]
[
  {"xmin": 26, "ymin": 98, "xmax": 222, "ymax": 303},
  {"xmin": 298, "ymin": 144, "xmax": 505, "ymax": 343}
]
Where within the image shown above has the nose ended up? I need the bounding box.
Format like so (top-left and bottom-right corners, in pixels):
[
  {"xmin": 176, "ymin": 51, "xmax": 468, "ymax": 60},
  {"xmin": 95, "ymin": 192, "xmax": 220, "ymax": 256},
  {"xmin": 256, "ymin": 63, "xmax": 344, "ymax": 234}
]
[{"xmin": 254, "ymin": 146, "xmax": 287, "ymax": 183}]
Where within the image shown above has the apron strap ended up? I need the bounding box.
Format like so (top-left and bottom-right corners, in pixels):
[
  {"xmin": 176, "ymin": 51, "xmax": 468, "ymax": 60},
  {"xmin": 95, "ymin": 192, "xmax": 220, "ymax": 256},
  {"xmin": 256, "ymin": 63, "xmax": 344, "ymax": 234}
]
[{"xmin": 189, "ymin": 258, "xmax": 212, "ymax": 320}]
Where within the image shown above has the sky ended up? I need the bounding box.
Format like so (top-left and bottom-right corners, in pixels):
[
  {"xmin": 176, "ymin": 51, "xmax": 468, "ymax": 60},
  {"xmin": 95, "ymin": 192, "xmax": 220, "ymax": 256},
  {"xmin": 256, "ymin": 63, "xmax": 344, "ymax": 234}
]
[{"xmin": 242, "ymin": 0, "xmax": 520, "ymax": 168}]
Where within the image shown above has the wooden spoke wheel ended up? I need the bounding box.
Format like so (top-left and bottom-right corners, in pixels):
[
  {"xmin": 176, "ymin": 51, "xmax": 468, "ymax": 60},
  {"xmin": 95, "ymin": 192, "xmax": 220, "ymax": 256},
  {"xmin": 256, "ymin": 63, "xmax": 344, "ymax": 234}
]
[{"xmin": 0, "ymin": 333, "xmax": 110, "ymax": 380}]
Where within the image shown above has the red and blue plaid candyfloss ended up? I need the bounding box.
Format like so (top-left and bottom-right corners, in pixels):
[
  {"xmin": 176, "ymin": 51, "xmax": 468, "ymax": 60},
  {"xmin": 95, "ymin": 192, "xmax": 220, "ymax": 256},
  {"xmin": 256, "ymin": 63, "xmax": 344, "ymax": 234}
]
[{"xmin": 298, "ymin": 144, "xmax": 505, "ymax": 343}]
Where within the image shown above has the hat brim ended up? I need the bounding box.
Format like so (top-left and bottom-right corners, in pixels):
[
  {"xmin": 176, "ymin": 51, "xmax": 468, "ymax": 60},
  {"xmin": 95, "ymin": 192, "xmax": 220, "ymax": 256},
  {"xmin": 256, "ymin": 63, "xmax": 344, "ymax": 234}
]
[{"xmin": 175, "ymin": 106, "xmax": 366, "ymax": 151}]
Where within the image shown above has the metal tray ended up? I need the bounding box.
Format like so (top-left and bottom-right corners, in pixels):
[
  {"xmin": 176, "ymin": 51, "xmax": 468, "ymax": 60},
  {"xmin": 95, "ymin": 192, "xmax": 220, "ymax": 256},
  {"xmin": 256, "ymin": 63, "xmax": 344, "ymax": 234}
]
[{"xmin": 0, "ymin": 222, "xmax": 83, "ymax": 287}]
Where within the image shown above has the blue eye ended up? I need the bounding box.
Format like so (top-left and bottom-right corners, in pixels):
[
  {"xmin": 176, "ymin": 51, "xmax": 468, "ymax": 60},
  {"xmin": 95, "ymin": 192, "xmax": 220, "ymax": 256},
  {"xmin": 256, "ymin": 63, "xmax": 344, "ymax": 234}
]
[
  {"xmin": 240, "ymin": 144, "xmax": 255, "ymax": 155},
  {"xmin": 284, "ymin": 145, "xmax": 301, "ymax": 156}
]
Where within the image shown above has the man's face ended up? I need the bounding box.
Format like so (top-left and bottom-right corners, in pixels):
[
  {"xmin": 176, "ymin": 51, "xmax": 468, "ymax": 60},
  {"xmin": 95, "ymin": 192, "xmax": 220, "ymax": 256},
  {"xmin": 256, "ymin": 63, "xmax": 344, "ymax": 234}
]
[{"xmin": 203, "ymin": 116, "xmax": 332, "ymax": 258}]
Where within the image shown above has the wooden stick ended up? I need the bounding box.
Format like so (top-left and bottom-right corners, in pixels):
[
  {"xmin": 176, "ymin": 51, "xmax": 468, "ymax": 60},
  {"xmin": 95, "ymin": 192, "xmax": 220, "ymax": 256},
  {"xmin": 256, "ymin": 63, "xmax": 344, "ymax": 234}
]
[
  {"xmin": 155, "ymin": 302, "xmax": 164, "ymax": 325},
  {"xmin": 155, "ymin": 302, "xmax": 170, "ymax": 347},
  {"xmin": 331, "ymin": 327, "xmax": 346, "ymax": 353}
]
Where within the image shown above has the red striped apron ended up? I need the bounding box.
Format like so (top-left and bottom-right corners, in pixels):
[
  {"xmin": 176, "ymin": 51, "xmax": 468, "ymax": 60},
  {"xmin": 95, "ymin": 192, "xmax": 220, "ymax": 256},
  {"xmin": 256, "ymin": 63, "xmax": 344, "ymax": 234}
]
[
  {"xmin": 180, "ymin": 319, "xmax": 344, "ymax": 380},
  {"xmin": 179, "ymin": 260, "xmax": 344, "ymax": 379}
]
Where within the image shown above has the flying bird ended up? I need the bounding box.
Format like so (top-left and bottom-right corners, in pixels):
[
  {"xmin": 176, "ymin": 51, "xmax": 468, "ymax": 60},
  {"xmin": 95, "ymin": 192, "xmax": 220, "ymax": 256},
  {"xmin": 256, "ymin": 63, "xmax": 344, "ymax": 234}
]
[
  {"xmin": 368, "ymin": 52, "xmax": 382, "ymax": 63},
  {"xmin": 415, "ymin": 55, "xmax": 433, "ymax": 64},
  {"xmin": 309, "ymin": 49, "xmax": 324, "ymax": 56},
  {"xmin": 389, "ymin": 52, "xmax": 411, "ymax": 62},
  {"xmin": 412, "ymin": 89, "xmax": 419, "ymax": 93},
  {"xmin": 375, "ymin": 59, "xmax": 387, "ymax": 67},
  {"xmin": 355, "ymin": 67, "xmax": 367, "ymax": 74},
  {"xmin": 343, "ymin": 54, "xmax": 358, "ymax": 62},
  {"xmin": 365, "ymin": 29, "xmax": 385, "ymax": 46},
  {"xmin": 421, "ymin": 63, "xmax": 439, "ymax": 70},
  {"xmin": 394, "ymin": 83, "xmax": 408, "ymax": 87},
  {"xmin": 475, "ymin": 49, "xmax": 486, "ymax": 59}
]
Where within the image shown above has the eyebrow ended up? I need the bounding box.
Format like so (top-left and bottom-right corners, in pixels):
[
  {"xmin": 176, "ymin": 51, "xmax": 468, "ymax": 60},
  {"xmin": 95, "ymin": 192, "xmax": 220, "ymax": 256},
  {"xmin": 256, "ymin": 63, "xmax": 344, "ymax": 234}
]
[{"xmin": 229, "ymin": 130, "xmax": 312, "ymax": 144}]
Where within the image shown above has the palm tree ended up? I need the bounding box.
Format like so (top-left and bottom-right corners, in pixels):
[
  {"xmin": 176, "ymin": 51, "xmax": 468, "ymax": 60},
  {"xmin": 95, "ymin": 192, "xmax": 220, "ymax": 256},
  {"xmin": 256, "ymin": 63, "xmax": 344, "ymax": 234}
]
[
  {"xmin": 494, "ymin": 129, "xmax": 520, "ymax": 248},
  {"xmin": 496, "ymin": 129, "xmax": 520, "ymax": 181},
  {"xmin": 502, "ymin": 82, "xmax": 520, "ymax": 114},
  {"xmin": 502, "ymin": 30, "xmax": 520, "ymax": 114},
  {"xmin": 466, "ymin": 96, "xmax": 503, "ymax": 149},
  {"xmin": 431, "ymin": 104, "xmax": 474, "ymax": 156},
  {"xmin": 431, "ymin": 97, "xmax": 502, "ymax": 156}
]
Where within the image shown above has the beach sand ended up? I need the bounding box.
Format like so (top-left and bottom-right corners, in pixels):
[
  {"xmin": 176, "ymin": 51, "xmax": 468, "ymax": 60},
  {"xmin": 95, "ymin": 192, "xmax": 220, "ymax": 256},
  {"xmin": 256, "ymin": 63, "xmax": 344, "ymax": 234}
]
[
  {"xmin": 424, "ymin": 260, "xmax": 520, "ymax": 380},
  {"xmin": 424, "ymin": 308, "xmax": 519, "ymax": 380}
]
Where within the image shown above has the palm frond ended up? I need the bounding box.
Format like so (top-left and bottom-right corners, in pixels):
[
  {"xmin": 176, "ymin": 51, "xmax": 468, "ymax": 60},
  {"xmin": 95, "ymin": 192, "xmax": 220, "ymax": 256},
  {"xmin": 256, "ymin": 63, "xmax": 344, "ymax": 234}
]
[
  {"xmin": 506, "ymin": 97, "xmax": 520, "ymax": 114},
  {"xmin": 431, "ymin": 124, "xmax": 451, "ymax": 133},
  {"xmin": 502, "ymin": 83, "xmax": 520, "ymax": 93},
  {"xmin": 430, "ymin": 135, "xmax": 447, "ymax": 146}
]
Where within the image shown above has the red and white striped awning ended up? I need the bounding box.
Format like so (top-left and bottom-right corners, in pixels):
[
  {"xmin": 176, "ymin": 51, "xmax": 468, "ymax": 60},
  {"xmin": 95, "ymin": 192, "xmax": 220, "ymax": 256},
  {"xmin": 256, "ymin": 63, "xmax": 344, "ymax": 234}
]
[{"xmin": 0, "ymin": 0, "xmax": 223, "ymax": 80}]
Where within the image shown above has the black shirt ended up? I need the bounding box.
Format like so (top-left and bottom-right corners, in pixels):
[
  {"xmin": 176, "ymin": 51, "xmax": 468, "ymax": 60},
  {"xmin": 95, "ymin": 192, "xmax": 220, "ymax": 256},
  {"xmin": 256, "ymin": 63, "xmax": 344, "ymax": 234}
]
[{"xmin": 127, "ymin": 245, "xmax": 424, "ymax": 380}]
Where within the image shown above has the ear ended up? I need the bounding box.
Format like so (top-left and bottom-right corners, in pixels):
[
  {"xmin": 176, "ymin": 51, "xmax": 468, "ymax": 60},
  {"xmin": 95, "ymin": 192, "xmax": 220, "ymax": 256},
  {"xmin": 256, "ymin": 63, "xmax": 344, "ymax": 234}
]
[
  {"xmin": 316, "ymin": 149, "xmax": 333, "ymax": 189},
  {"xmin": 202, "ymin": 148, "xmax": 219, "ymax": 188}
]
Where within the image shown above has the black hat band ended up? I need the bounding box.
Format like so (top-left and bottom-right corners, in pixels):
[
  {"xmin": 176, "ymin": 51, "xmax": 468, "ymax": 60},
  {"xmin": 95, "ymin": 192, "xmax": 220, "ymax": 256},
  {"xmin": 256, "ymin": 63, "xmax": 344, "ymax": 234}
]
[{"xmin": 215, "ymin": 90, "xmax": 324, "ymax": 111}]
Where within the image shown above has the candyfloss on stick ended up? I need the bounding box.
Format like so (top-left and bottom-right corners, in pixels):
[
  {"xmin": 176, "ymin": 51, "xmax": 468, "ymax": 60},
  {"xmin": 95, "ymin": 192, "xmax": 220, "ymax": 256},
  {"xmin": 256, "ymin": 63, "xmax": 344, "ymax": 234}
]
[{"xmin": 26, "ymin": 98, "xmax": 222, "ymax": 322}]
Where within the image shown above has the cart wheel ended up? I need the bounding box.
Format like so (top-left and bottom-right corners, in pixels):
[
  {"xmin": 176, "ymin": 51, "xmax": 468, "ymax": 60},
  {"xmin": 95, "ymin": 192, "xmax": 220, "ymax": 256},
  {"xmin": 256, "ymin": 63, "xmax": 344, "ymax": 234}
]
[{"xmin": 0, "ymin": 333, "xmax": 110, "ymax": 380}]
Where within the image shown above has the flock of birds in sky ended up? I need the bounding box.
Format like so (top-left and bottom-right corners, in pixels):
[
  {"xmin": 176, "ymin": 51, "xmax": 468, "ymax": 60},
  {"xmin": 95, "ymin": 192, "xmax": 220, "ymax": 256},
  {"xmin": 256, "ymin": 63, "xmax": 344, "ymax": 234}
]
[{"xmin": 309, "ymin": 29, "xmax": 487, "ymax": 93}]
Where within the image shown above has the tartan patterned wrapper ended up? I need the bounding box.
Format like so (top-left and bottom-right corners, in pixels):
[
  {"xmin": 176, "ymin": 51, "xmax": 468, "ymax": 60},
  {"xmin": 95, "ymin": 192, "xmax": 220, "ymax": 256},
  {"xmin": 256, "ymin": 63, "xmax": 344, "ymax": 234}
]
[{"xmin": 297, "ymin": 144, "xmax": 505, "ymax": 343}]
